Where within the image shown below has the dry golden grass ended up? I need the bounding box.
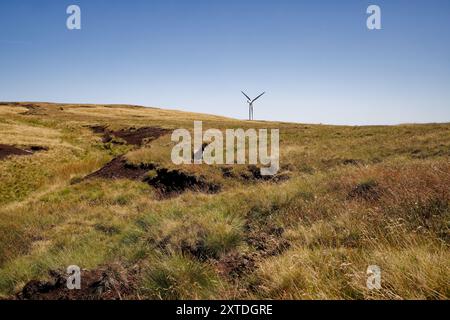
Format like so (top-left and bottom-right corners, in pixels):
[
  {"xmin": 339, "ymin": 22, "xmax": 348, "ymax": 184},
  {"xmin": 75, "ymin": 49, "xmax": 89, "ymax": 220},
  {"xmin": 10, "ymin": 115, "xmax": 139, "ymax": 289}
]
[{"xmin": 0, "ymin": 102, "xmax": 448, "ymax": 299}]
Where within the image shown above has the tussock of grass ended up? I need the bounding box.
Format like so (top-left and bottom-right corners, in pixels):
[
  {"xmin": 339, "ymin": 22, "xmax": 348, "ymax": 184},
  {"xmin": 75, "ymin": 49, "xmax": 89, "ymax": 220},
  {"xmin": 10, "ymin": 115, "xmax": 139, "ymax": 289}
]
[{"xmin": 140, "ymin": 254, "xmax": 222, "ymax": 300}]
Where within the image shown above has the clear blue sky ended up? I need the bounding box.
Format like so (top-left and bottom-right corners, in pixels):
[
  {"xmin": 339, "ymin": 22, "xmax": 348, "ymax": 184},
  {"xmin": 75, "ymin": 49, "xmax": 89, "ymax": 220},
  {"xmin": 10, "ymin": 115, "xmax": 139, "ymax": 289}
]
[{"xmin": 1, "ymin": 0, "xmax": 449, "ymax": 125}]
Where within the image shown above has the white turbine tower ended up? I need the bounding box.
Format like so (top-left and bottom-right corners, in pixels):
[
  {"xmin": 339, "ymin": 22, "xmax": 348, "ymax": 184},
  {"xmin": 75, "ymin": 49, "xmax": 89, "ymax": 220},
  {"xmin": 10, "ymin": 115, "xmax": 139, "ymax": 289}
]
[{"xmin": 241, "ymin": 91, "xmax": 265, "ymax": 121}]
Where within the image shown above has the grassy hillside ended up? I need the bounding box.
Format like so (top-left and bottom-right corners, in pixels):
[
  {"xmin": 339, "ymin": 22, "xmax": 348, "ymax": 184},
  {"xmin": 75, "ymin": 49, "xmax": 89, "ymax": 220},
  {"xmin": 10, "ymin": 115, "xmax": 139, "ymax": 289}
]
[{"xmin": 0, "ymin": 102, "xmax": 449, "ymax": 299}]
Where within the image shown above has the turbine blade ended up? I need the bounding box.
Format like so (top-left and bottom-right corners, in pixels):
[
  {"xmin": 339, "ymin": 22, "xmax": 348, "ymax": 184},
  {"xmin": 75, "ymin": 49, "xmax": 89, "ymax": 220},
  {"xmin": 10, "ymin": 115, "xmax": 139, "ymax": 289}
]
[
  {"xmin": 252, "ymin": 92, "xmax": 265, "ymax": 103},
  {"xmin": 241, "ymin": 91, "xmax": 251, "ymax": 101}
]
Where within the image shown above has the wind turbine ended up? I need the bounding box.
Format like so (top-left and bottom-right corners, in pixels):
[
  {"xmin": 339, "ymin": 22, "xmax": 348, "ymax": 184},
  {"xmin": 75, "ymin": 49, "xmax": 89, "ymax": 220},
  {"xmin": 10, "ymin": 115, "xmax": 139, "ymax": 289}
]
[{"xmin": 241, "ymin": 91, "xmax": 265, "ymax": 120}]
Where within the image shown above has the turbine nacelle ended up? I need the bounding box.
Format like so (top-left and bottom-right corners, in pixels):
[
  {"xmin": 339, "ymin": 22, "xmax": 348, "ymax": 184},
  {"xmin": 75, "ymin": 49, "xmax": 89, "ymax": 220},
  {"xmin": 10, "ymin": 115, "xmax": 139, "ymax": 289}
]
[{"xmin": 241, "ymin": 91, "xmax": 265, "ymax": 121}]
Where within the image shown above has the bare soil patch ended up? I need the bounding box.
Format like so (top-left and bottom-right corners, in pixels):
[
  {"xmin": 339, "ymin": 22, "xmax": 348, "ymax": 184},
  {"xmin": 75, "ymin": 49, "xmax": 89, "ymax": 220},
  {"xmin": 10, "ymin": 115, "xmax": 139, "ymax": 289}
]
[
  {"xmin": 347, "ymin": 180, "xmax": 381, "ymax": 201},
  {"xmin": 84, "ymin": 156, "xmax": 155, "ymax": 181},
  {"xmin": 16, "ymin": 265, "xmax": 137, "ymax": 300},
  {"xmin": 85, "ymin": 156, "xmax": 221, "ymax": 198},
  {"xmin": 342, "ymin": 159, "xmax": 363, "ymax": 166},
  {"xmin": 109, "ymin": 127, "xmax": 170, "ymax": 145},
  {"xmin": 89, "ymin": 125, "xmax": 107, "ymax": 134},
  {"xmin": 216, "ymin": 251, "xmax": 256, "ymax": 278},
  {"xmin": 244, "ymin": 222, "xmax": 290, "ymax": 257},
  {"xmin": 29, "ymin": 145, "xmax": 49, "ymax": 152},
  {"xmin": 144, "ymin": 168, "xmax": 221, "ymax": 198},
  {"xmin": 0, "ymin": 144, "xmax": 48, "ymax": 160},
  {"xmin": 89, "ymin": 125, "xmax": 170, "ymax": 146},
  {"xmin": 0, "ymin": 144, "xmax": 31, "ymax": 159},
  {"xmin": 213, "ymin": 223, "xmax": 289, "ymax": 280}
]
